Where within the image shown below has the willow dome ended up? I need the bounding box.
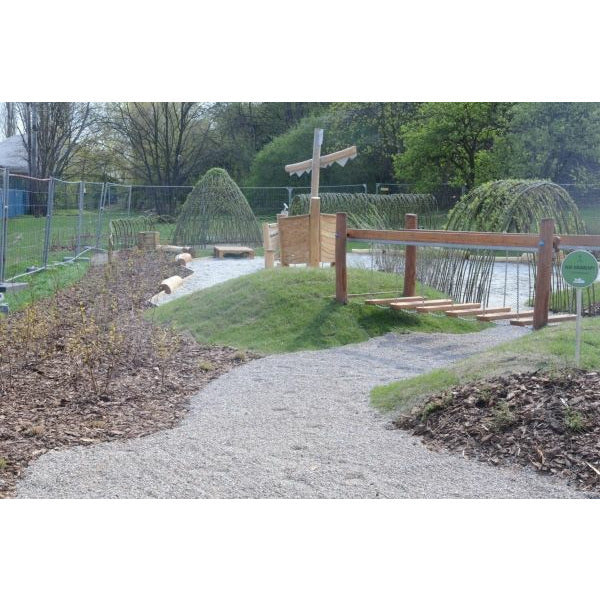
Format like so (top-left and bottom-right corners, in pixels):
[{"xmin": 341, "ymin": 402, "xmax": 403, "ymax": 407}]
[
  {"xmin": 446, "ymin": 180, "xmax": 585, "ymax": 234},
  {"xmin": 172, "ymin": 168, "xmax": 262, "ymax": 246}
]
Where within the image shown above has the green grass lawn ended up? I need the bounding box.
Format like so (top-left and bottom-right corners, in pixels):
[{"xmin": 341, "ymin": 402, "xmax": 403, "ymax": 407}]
[
  {"xmin": 149, "ymin": 267, "xmax": 487, "ymax": 354},
  {"xmin": 371, "ymin": 316, "xmax": 600, "ymax": 414},
  {"xmin": 2, "ymin": 260, "xmax": 90, "ymax": 313}
]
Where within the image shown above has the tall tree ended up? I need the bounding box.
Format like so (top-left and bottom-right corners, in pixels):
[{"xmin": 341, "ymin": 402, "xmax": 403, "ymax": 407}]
[
  {"xmin": 1, "ymin": 102, "xmax": 16, "ymax": 138},
  {"xmin": 16, "ymin": 102, "xmax": 95, "ymax": 178},
  {"xmin": 327, "ymin": 102, "xmax": 420, "ymax": 185},
  {"xmin": 107, "ymin": 102, "xmax": 213, "ymax": 187},
  {"xmin": 393, "ymin": 102, "xmax": 514, "ymax": 191},
  {"xmin": 494, "ymin": 102, "xmax": 600, "ymax": 184}
]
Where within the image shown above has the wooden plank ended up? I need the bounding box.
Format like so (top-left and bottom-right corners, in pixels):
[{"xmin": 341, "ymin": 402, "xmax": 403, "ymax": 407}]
[
  {"xmin": 365, "ymin": 296, "xmax": 424, "ymax": 306},
  {"xmin": 416, "ymin": 302, "xmax": 481, "ymax": 314},
  {"xmin": 346, "ymin": 228, "xmax": 540, "ymax": 249},
  {"xmin": 278, "ymin": 214, "xmax": 310, "ymax": 265},
  {"xmin": 446, "ymin": 307, "xmax": 511, "ymax": 317},
  {"xmin": 533, "ymin": 219, "xmax": 554, "ymax": 329},
  {"xmin": 478, "ymin": 311, "xmax": 534, "ymax": 322},
  {"xmin": 335, "ymin": 212, "xmax": 348, "ymax": 304},
  {"xmin": 403, "ymin": 213, "xmax": 417, "ymax": 297},
  {"xmin": 285, "ymin": 145, "xmax": 357, "ymax": 174},
  {"xmin": 320, "ymin": 213, "xmax": 337, "ymax": 263},
  {"xmin": 511, "ymin": 314, "xmax": 577, "ymax": 327},
  {"xmin": 390, "ymin": 299, "xmax": 452, "ymax": 310},
  {"xmin": 415, "ymin": 303, "xmax": 455, "ymax": 313}
]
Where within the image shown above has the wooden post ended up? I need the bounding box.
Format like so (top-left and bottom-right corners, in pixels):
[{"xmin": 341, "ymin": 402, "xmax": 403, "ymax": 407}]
[
  {"xmin": 263, "ymin": 222, "xmax": 274, "ymax": 269},
  {"xmin": 335, "ymin": 212, "xmax": 348, "ymax": 304},
  {"xmin": 403, "ymin": 213, "xmax": 418, "ymax": 297},
  {"xmin": 533, "ymin": 218, "xmax": 555, "ymax": 330},
  {"xmin": 310, "ymin": 129, "xmax": 323, "ymax": 197},
  {"xmin": 309, "ymin": 196, "xmax": 321, "ymax": 267}
]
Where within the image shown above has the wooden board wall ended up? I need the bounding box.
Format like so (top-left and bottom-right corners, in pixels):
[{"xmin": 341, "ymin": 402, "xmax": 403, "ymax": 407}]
[
  {"xmin": 278, "ymin": 214, "xmax": 310, "ymax": 265},
  {"xmin": 320, "ymin": 214, "xmax": 337, "ymax": 263}
]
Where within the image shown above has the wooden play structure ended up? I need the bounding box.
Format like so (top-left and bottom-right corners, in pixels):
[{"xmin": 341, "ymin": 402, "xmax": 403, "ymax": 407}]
[
  {"xmin": 334, "ymin": 212, "xmax": 600, "ymax": 330},
  {"xmin": 264, "ymin": 128, "xmax": 356, "ymax": 269}
]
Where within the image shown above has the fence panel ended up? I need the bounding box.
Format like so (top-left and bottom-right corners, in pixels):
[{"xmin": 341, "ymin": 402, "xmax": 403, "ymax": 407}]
[
  {"xmin": 239, "ymin": 187, "xmax": 290, "ymax": 219},
  {"xmin": 130, "ymin": 185, "xmax": 192, "ymax": 217},
  {"xmin": 4, "ymin": 174, "xmax": 50, "ymax": 278}
]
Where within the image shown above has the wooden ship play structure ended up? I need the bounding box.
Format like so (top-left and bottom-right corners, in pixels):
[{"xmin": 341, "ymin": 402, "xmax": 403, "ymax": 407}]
[{"xmin": 263, "ymin": 128, "xmax": 357, "ymax": 269}]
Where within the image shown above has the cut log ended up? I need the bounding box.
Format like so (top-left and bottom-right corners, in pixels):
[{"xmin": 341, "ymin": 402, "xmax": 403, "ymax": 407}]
[
  {"xmin": 390, "ymin": 299, "xmax": 452, "ymax": 310},
  {"xmin": 365, "ymin": 296, "xmax": 424, "ymax": 306},
  {"xmin": 175, "ymin": 252, "xmax": 192, "ymax": 265},
  {"xmin": 511, "ymin": 314, "xmax": 577, "ymax": 327},
  {"xmin": 446, "ymin": 306, "xmax": 511, "ymax": 317},
  {"xmin": 157, "ymin": 244, "xmax": 193, "ymax": 255},
  {"xmin": 478, "ymin": 310, "xmax": 534, "ymax": 322},
  {"xmin": 137, "ymin": 231, "xmax": 159, "ymax": 251},
  {"xmin": 149, "ymin": 291, "xmax": 166, "ymax": 305},
  {"xmin": 159, "ymin": 276, "xmax": 183, "ymax": 294}
]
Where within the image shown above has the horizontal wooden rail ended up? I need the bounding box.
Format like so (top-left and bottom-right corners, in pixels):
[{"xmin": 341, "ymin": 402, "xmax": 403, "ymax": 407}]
[
  {"xmin": 346, "ymin": 228, "xmax": 543, "ymax": 251},
  {"xmin": 555, "ymin": 234, "xmax": 600, "ymax": 251}
]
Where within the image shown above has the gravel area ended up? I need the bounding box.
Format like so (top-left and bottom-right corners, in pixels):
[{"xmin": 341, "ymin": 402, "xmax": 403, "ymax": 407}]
[
  {"xmin": 17, "ymin": 326, "xmax": 583, "ymax": 498},
  {"xmin": 154, "ymin": 256, "xmax": 265, "ymax": 305}
]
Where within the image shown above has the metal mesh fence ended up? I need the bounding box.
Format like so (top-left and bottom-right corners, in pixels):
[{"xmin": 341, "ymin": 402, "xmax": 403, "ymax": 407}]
[
  {"xmin": 4, "ymin": 174, "xmax": 51, "ymax": 278},
  {"xmin": 1, "ymin": 169, "xmax": 597, "ymax": 284}
]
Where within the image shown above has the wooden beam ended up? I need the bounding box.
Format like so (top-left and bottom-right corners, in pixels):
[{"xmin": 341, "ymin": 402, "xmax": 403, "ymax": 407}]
[
  {"xmin": 511, "ymin": 314, "xmax": 577, "ymax": 327},
  {"xmin": 365, "ymin": 296, "xmax": 424, "ymax": 305},
  {"xmin": 335, "ymin": 212, "xmax": 348, "ymax": 304},
  {"xmin": 478, "ymin": 310, "xmax": 534, "ymax": 322},
  {"xmin": 446, "ymin": 306, "xmax": 511, "ymax": 317},
  {"xmin": 347, "ymin": 228, "xmax": 540, "ymax": 249},
  {"xmin": 403, "ymin": 213, "xmax": 417, "ymax": 297},
  {"xmin": 309, "ymin": 196, "xmax": 321, "ymax": 267},
  {"xmin": 415, "ymin": 303, "xmax": 456, "ymax": 313},
  {"xmin": 533, "ymin": 219, "xmax": 554, "ymax": 330},
  {"xmin": 556, "ymin": 234, "xmax": 600, "ymax": 251},
  {"xmin": 284, "ymin": 146, "xmax": 357, "ymax": 175},
  {"xmin": 390, "ymin": 299, "xmax": 452, "ymax": 310},
  {"xmin": 263, "ymin": 222, "xmax": 274, "ymax": 269}
]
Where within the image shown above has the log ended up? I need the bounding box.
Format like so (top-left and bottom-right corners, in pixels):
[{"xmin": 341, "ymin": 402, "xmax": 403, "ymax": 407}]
[
  {"xmin": 175, "ymin": 253, "xmax": 192, "ymax": 265},
  {"xmin": 159, "ymin": 275, "xmax": 183, "ymax": 294},
  {"xmin": 157, "ymin": 244, "xmax": 193, "ymax": 255}
]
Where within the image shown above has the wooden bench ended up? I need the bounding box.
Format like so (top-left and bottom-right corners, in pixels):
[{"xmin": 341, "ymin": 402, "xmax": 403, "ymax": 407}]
[{"xmin": 213, "ymin": 245, "xmax": 255, "ymax": 259}]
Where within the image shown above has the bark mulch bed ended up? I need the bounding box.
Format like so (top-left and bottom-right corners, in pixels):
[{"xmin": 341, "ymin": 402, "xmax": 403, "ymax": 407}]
[
  {"xmin": 0, "ymin": 250, "xmax": 255, "ymax": 498},
  {"xmin": 394, "ymin": 370, "xmax": 600, "ymax": 495}
]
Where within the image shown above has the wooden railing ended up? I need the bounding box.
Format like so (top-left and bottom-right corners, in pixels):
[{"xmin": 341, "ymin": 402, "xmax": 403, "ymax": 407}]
[{"xmin": 334, "ymin": 213, "xmax": 600, "ymax": 330}]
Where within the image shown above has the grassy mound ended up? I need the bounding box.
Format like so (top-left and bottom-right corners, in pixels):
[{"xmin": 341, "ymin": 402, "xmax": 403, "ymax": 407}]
[
  {"xmin": 150, "ymin": 267, "xmax": 487, "ymax": 354},
  {"xmin": 371, "ymin": 316, "xmax": 600, "ymax": 414}
]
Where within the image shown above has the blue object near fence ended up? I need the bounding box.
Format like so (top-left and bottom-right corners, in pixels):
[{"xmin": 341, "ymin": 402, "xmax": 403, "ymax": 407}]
[{"xmin": 6, "ymin": 189, "xmax": 27, "ymax": 217}]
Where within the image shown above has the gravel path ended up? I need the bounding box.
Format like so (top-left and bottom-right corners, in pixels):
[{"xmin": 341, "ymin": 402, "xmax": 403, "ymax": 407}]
[{"xmin": 17, "ymin": 326, "xmax": 582, "ymax": 498}]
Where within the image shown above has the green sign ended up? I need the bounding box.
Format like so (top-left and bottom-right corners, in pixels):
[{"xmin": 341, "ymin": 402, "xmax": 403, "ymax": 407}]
[{"xmin": 561, "ymin": 250, "xmax": 599, "ymax": 288}]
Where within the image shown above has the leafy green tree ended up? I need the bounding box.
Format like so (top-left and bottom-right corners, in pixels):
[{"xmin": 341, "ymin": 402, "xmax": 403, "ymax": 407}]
[
  {"xmin": 393, "ymin": 102, "xmax": 514, "ymax": 191},
  {"xmin": 494, "ymin": 103, "xmax": 600, "ymax": 184},
  {"xmin": 327, "ymin": 102, "xmax": 419, "ymax": 185},
  {"xmin": 210, "ymin": 102, "xmax": 329, "ymax": 182}
]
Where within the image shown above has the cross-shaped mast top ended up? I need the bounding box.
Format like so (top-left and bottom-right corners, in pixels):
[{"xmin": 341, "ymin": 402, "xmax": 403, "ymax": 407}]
[{"xmin": 284, "ymin": 128, "xmax": 357, "ymax": 198}]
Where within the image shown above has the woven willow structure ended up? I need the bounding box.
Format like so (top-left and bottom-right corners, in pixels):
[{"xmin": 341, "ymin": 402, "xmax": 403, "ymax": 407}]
[
  {"xmin": 109, "ymin": 215, "xmax": 158, "ymax": 250},
  {"xmin": 172, "ymin": 168, "xmax": 262, "ymax": 246},
  {"xmin": 290, "ymin": 193, "xmax": 439, "ymax": 230},
  {"xmin": 421, "ymin": 180, "xmax": 588, "ymax": 308}
]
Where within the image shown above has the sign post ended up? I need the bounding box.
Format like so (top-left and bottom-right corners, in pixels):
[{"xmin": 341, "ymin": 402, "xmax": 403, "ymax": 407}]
[{"xmin": 561, "ymin": 250, "xmax": 599, "ymax": 366}]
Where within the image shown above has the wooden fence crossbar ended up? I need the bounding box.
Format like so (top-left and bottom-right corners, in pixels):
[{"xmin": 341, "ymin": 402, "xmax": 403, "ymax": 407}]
[{"xmin": 336, "ymin": 213, "xmax": 600, "ymax": 331}]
